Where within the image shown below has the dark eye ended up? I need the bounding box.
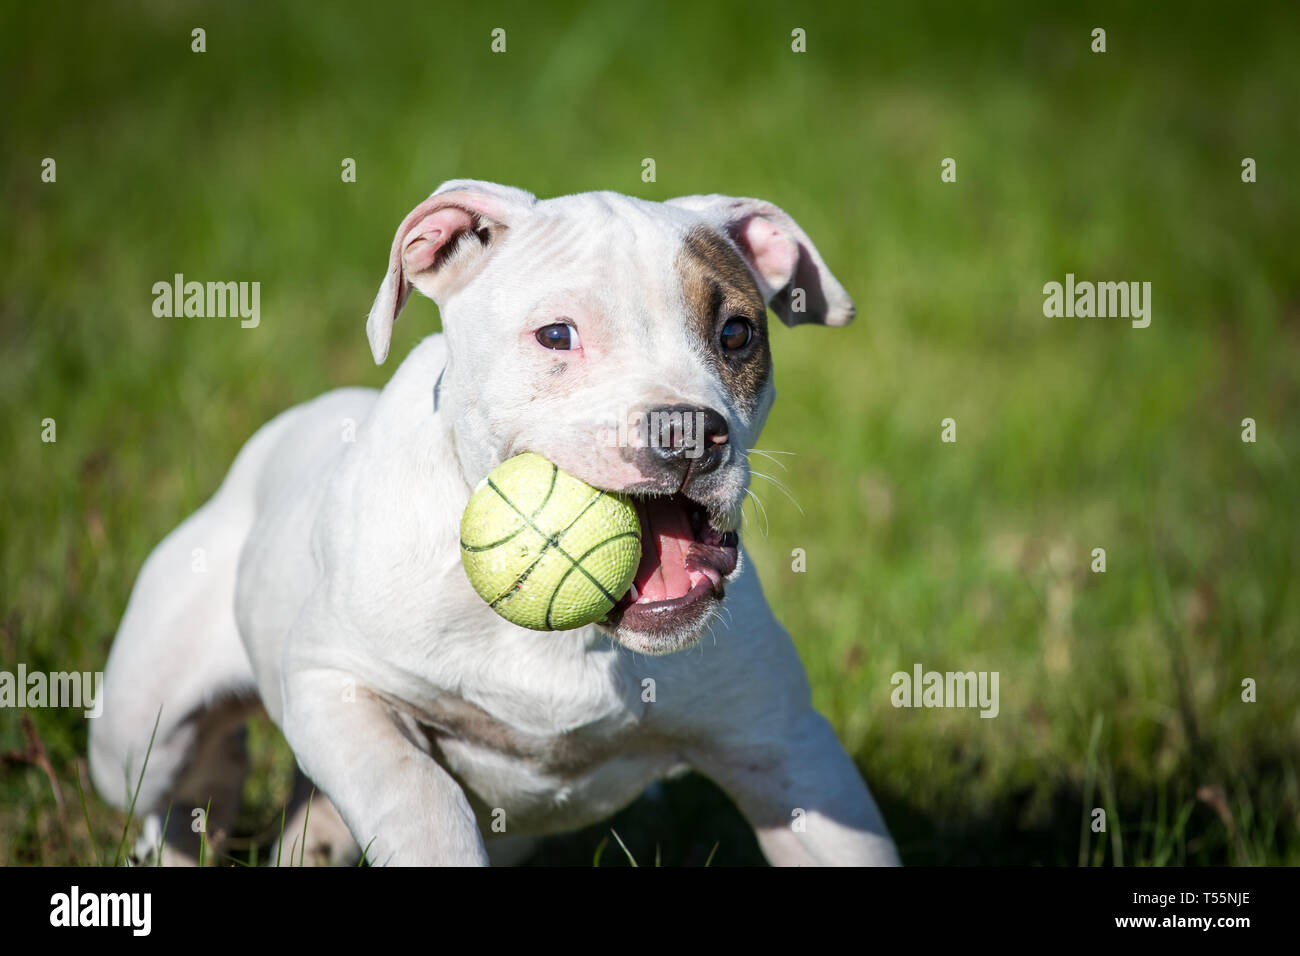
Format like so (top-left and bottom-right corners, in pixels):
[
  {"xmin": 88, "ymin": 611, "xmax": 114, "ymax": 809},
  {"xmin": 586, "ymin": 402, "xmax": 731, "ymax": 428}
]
[
  {"xmin": 535, "ymin": 322, "xmax": 581, "ymax": 350},
  {"xmin": 720, "ymin": 316, "xmax": 753, "ymax": 351}
]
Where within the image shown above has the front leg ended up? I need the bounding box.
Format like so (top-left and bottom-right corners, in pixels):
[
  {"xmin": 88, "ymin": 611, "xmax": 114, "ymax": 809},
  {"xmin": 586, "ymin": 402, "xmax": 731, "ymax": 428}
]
[
  {"xmin": 691, "ymin": 707, "xmax": 900, "ymax": 866},
  {"xmin": 281, "ymin": 666, "xmax": 489, "ymax": 866}
]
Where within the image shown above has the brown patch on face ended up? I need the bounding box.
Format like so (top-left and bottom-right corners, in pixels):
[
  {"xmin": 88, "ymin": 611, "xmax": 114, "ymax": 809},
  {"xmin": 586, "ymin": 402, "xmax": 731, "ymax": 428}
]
[{"xmin": 677, "ymin": 226, "xmax": 771, "ymax": 414}]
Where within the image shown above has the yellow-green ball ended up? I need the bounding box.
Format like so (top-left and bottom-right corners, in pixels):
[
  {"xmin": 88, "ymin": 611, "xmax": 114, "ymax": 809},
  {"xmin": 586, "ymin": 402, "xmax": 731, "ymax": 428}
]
[{"xmin": 459, "ymin": 453, "xmax": 642, "ymax": 631}]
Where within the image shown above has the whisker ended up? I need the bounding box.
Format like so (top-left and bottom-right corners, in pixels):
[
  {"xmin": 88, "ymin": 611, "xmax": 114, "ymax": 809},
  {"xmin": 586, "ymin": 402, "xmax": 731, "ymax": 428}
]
[
  {"xmin": 743, "ymin": 487, "xmax": 771, "ymax": 537},
  {"xmin": 750, "ymin": 469, "xmax": 805, "ymax": 517},
  {"xmin": 747, "ymin": 448, "xmax": 796, "ymax": 473}
]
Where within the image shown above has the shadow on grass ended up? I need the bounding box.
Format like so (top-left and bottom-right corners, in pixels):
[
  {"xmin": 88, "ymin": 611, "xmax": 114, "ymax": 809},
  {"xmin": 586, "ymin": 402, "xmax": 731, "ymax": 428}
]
[
  {"xmin": 6, "ymin": 703, "xmax": 1292, "ymax": 866},
  {"xmin": 525, "ymin": 759, "xmax": 1296, "ymax": 866}
]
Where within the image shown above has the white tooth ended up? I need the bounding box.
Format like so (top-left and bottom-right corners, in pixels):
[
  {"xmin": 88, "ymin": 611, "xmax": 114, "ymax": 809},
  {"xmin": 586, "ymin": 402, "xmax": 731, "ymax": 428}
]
[{"xmin": 628, "ymin": 583, "xmax": 640, "ymax": 602}]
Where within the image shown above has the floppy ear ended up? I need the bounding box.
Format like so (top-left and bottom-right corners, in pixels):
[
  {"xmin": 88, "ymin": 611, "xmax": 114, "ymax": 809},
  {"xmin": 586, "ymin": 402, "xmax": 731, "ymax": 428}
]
[
  {"xmin": 366, "ymin": 179, "xmax": 536, "ymax": 364},
  {"xmin": 665, "ymin": 194, "xmax": 855, "ymax": 327}
]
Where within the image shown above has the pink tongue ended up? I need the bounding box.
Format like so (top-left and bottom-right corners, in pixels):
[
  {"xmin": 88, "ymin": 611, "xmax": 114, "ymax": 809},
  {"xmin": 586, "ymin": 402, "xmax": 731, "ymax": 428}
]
[{"xmin": 633, "ymin": 498, "xmax": 695, "ymax": 602}]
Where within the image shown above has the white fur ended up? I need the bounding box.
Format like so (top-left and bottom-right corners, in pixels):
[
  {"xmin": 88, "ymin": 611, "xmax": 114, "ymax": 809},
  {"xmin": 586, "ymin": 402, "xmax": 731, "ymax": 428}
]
[{"xmin": 90, "ymin": 182, "xmax": 899, "ymax": 866}]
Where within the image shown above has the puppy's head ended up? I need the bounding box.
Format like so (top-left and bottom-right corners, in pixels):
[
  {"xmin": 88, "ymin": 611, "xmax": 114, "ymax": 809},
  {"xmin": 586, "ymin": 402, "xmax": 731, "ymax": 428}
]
[{"xmin": 368, "ymin": 180, "xmax": 855, "ymax": 655}]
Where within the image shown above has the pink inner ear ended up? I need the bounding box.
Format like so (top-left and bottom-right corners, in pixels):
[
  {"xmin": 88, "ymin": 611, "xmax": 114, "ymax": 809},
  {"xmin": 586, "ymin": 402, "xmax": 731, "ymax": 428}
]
[
  {"xmin": 735, "ymin": 215, "xmax": 799, "ymax": 291},
  {"xmin": 401, "ymin": 206, "xmax": 477, "ymax": 275}
]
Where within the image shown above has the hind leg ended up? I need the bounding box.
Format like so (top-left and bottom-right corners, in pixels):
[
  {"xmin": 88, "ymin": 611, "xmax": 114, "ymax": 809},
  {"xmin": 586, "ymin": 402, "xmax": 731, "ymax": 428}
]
[
  {"xmin": 90, "ymin": 425, "xmax": 278, "ymax": 863},
  {"xmin": 125, "ymin": 702, "xmax": 257, "ymax": 866}
]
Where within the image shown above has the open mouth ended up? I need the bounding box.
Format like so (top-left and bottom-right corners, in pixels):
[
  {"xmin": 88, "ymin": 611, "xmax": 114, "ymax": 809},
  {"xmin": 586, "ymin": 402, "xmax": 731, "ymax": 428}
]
[{"xmin": 605, "ymin": 493, "xmax": 739, "ymax": 636}]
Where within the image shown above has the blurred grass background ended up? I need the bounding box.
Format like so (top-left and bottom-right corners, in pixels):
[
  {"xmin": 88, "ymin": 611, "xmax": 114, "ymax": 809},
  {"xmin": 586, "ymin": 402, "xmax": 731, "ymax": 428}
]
[{"xmin": 2, "ymin": 0, "xmax": 1297, "ymax": 865}]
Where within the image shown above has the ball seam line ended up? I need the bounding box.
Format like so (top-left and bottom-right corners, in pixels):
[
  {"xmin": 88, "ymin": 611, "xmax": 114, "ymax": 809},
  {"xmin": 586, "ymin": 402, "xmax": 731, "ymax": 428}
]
[
  {"xmin": 544, "ymin": 530, "xmax": 642, "ymax": 629},
  {"xmin": 476, "ymin": 479, "xmax": 636, "ymax": 613},
  {"xmin": 459, "ymin": 463, "xmax": 559, "ymax": 553}
]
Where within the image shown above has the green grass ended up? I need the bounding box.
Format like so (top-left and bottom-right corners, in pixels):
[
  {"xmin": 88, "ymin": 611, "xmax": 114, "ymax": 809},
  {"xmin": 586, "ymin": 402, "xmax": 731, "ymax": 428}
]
[{"xmin": 2, "ymin": 0, "xmax": 1298, "ymax": 865}]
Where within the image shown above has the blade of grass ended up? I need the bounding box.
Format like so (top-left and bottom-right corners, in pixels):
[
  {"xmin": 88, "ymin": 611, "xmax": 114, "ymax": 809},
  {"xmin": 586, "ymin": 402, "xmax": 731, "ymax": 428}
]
[
  {"xmin": 72, "ymin": 763, "xmax": 104, "ymax": 867},
  {"xmin": 609, "ymin": 827, "xmax": 638, "ymax": 867},
  {"xmin": 156, "ymin": 803, "xmax": 173, "ymax": 867},
  {"xmin": 113, "ymin": 706, "xmax": 162, "ymax": 867},
  {"xmin": 299, "ymin": 788, "xmax": 314, "ymax": 867},
  {"xmin": 1078, "ymin": 712, "xmax": 1103, "ymax": 867},
  {"xmin": 1100, "ymin": 762, "xmax": 1123, "ymax": 867},
  {"xmin": 275, "ymin": 804, "xmax": 286, "ymax": 867},
  {"xmin": 197, "ymin": 797, "xmax": 211, "ymax": 867}
]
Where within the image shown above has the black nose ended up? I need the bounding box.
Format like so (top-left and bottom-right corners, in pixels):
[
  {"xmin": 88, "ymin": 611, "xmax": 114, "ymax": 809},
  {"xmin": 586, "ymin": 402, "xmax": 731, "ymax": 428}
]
[{"xmin": 641, "ymin": 404, "xmax": 729, "ymax": 479}]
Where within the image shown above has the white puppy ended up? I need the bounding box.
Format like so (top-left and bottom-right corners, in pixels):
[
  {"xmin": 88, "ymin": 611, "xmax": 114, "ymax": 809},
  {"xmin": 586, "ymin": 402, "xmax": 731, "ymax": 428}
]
[{"xmin": 90, "ymin": 180, "xmax": 900, "ymax": 866}]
